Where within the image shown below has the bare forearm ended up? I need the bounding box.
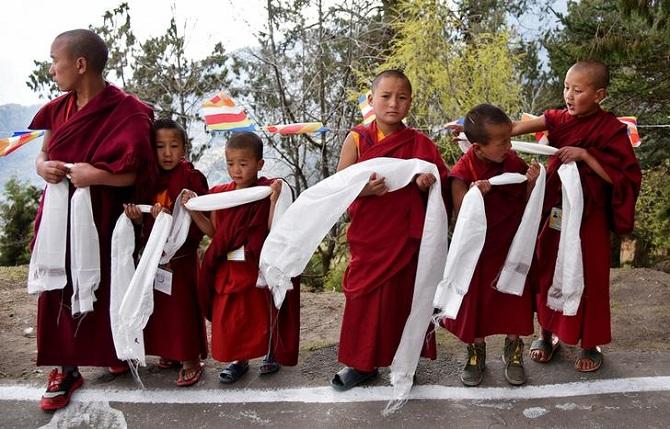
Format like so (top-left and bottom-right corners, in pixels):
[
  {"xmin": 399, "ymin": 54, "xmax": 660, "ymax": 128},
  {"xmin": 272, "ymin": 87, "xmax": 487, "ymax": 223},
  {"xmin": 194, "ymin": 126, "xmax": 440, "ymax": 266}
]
[
  {"xmin": 190, "ymin": 211, "xmax": 215, "ymax": 237},
  {"xmin": 583, "ymin": 153, "xmax": 612, "ymax": 184}
]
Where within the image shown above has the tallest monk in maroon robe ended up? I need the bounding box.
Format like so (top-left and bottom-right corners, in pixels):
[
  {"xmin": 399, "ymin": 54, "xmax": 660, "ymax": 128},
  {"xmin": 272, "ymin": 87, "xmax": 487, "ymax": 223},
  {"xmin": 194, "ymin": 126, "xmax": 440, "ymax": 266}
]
[
  {"xmin": 29, "ymin": 29, "xmax": 155, "ymax": 411},
  {"xmin": 331, "ymin": 70, "xmax": 449, "ymax": 390}
]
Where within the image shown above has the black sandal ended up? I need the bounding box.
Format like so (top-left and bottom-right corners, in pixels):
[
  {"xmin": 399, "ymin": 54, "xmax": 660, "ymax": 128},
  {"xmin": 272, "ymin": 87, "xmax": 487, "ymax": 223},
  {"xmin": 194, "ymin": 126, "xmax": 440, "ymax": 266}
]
[
  {"xmin": 330, "ymin": 367, "xmax": 379, "ymax": 391},
  {"xmin": 218, "ymin": 361, "xmax": 249, "ymax": 384},
  {"xmin": 529, "ymin": 335, "xmax": 560, "ymax": 363}
]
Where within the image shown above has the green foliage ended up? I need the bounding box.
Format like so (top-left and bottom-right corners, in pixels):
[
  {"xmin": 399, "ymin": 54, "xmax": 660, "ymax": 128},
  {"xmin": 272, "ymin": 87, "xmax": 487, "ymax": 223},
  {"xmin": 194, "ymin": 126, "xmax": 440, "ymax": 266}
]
[
  {"xmin": 634, "ymin": 161, "xmax": 670, "ymax": 257},
  {"xmin": 0, "ymin": 177, "xmax": 41, "ymax": 266},
  {"xmin": 379, "ymin": 0, "xmax": 523, "ymax": 131}
]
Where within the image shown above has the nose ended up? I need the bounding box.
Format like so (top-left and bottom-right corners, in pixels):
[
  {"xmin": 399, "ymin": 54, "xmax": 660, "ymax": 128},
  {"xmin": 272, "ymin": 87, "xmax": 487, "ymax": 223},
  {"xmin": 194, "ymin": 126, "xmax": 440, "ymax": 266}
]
[{"xmin": 48, "ymin": 64, "xmax": 55, "ymax": 77}]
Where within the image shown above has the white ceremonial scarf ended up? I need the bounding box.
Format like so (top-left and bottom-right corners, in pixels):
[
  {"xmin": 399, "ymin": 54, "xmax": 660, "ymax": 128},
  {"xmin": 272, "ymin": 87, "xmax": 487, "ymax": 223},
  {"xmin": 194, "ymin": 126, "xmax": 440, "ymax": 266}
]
[
  {"xmin": 159, "ymin": 190, "xmax": 191, "ymax": 264},
  {"xmin": 111, "ymin": 205, "xmax": 172, "ymax": 366},
  {"xmin": 257, "ymin": 157, "xmax": 448, "ymax": 411},
  {"xmin": 28, "ymin": 181, "xmax": 101, "ymax": 316},
  {"xmin": 434, "ymin": 172, "xmax": 537, "ymax": 319},
  {"xmin": 185, "ymin": 180, "xmax": 292, "ymax": 288}
]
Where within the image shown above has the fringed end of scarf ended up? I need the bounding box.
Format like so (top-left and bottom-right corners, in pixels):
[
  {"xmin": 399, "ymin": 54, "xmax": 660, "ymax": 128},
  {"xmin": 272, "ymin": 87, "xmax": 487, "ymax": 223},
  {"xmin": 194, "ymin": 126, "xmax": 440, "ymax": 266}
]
[
  {"xmin": 432, "ymin": 283, "xmax": 465, "ymax": 320},
  {"xmin": 128, "ymin": 360, "xmax": 145, "ymax": 389},
  {"xmin": 382, "ymin": 372, "xmax": 413, "ymax": 416}
]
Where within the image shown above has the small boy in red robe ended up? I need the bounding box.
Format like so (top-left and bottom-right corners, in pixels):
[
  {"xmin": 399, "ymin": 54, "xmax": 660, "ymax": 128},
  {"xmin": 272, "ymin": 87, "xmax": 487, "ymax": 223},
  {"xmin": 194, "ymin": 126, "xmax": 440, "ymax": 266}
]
[
  {"xmin": 30, "ymin": 29, "xmax": 155, "ymax": 410},
  {"xmin": 331, "ymin": 70, "xmax": 449, "ymax": 391},
  {"xmin": 441, "ymin": 104, "xmax": 540, "ymax": 387},
  {"xmin": 512, "ymin": 61, "xmax": 641, "ymax": 372},
  {"xmin": 124, "ymin": 119, "xmax": 208, "ymax": 386},
  {"xmin": 182, "ymin": 132, "xmax": 299, "ymax": 384}
]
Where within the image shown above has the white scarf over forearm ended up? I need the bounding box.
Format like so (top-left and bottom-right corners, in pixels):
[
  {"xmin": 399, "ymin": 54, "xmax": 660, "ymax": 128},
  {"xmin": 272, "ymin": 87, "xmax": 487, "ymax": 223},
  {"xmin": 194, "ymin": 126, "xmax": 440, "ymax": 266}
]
[
  {"xmin": 110, "ymin": 205, "xmax": 173, "ymax": 365},
  {"xmin": 433, "ymin": 169, "xmax": 545, "ymax": 318},
  {"xmin": 28, "ymin": 180, "xmax": 100, "ymax": 316},
  {"xmin": 258, "ymin": 157, "xmax": 448, "ymax": 407}
]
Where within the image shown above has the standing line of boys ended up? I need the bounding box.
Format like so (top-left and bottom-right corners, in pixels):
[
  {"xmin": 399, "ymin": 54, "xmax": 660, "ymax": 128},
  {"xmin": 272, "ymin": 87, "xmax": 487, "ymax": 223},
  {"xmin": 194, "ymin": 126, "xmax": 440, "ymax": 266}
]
[{"xmin": 28, "ymin": 28, "xmax": 641, "ymax": 412}]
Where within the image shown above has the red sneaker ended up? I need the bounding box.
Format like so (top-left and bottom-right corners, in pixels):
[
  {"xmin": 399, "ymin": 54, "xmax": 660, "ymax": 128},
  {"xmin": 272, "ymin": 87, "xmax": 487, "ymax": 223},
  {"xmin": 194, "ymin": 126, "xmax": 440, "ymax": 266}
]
[{"xmin": 40, "ymin": 368, "xmax": 84, "ymax": 411}]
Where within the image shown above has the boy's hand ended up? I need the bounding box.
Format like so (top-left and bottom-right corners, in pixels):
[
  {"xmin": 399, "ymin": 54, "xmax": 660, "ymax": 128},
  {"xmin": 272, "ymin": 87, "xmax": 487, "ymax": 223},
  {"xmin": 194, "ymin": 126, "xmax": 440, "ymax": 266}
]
[
  {"xmin": 525, "ymin": 160, "xmax": 541, "ymax": 185},
  {"xmin": 556, "ymin": 146, "xmax": 588, "ymax": 164},
  {"xmin": 123, "ymin": 203, "xmax": 143, "ymax": 223},
  {"xmin": 37, "ymin": 160, "xmax": 68, "ymax": 184},
  {"xmin": 472, "ymin": 179, "xmax": 492, "ymax": 195},
  {"xmin": 180, "ymin": 190, "xmax": 198, "ymax": 208},
  {"xmin": 69, "ymin": 162, "xmax": 98, "ymax": 188},
  {"xmin": 415, "ymin": 173, "xmax": 436, "ymax": 192},
  {"xmin": 150, "ymin": 203, "xmax": 170, "ymax": 218},
  {"xmin": 445, "ymin": 123, "xmax": 464, "ymax": 143},
  {"xmin": 270, "ymin": 180, "xmax": 282, "ymax": 203},
  {"xmin": 360, "ymin": 173, "xmax": 388, "ymax": 197}
]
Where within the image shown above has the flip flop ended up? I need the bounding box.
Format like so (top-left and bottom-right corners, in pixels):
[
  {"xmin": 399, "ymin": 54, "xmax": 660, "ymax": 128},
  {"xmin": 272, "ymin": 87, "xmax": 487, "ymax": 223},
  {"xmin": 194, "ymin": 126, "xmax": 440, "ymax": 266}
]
[
  {"xmin": 330, "ymin": 367, "xmax": 379, "ymax": 391},
  {"xmin": 177, "ymin": 362, "xmax": 205, "ymax": 387},
  {"xmin": 219, "ymin": 362, "xmax": 249, "ymax": 384},
  {"xmin": 107, "ymin": 363, "xmax": 130, "ymax": 375},
  {"xmin": 575, "ymin": 347, "xmax": 603, "ymax": 372},
  {"xmin": 529, "ymin": 335, "xmax": 560, "ymax": 363},
  {"xmin": 259, "ymin": 356, "xmax": 281, "ymax": 375}
]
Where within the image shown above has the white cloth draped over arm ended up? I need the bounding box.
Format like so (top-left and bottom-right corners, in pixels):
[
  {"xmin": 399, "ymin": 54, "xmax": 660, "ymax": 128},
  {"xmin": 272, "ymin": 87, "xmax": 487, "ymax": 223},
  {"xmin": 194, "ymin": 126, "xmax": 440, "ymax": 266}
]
[
  {"xmin": 69, "ymin": 187, "xmax": 101, "ymax": 316},
  {"xmin": 112, "ymin": 207, "xmax": 173, "ymax": 365},
  {"xmin": 159, "ymin": 190, "xmax": 191, "ymax": 264},
  {"xmin": 258, "ymin": 157, "xmax": 449, "ymax": 409},
  {"xmin": 28, "ymin": 180, "xmax": 70, "ymax": 293},
  {"xmin": 547, "ymin": 162, "xmax": 584, "ymax": 316},
  {"xmin": 495, "ymin": 164, "xmax": 547, "ymax": 295},
  {"xmin": 433, "ymin": 173, "xmax": 527, "ymax": 319}
]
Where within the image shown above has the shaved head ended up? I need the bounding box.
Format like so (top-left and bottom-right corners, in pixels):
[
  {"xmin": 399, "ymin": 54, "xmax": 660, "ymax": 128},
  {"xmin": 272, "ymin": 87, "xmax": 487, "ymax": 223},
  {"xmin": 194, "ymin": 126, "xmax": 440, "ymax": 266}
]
[
  {"xmin": 372, "ymin": 69, "xmax": 412, "ymax": 95},
  {"xmin": 55, "ymin": 29, "xmax": 108, "ymax": 74},
  {"xmin": 569, "ymin": 61, "xmax": 609, "ymax": 90}
]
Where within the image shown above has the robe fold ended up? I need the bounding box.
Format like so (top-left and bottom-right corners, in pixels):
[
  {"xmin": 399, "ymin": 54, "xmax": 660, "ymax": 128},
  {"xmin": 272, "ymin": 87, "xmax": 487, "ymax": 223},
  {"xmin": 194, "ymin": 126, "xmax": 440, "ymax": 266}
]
[
  {"xmin": 532, "ymin": 108, "xmax": 641, "ymax": 348},
  {"xmin": 200, "ymin": 178, "xmax": 299, "ymax": 365},
  {"xmin": 29, "ymin": 85, "xmax": 155, "ymax": 366},
  {"xmin": 440, "ymin": 148, "xmax": 534, "ymax": 343},
  {"xmin": 339, "ymin": 121, "xmax": 449, "ymax": 372},
  {"xmin": 142, "ymin": 160, "xmax": 209, "ymax": 362}
]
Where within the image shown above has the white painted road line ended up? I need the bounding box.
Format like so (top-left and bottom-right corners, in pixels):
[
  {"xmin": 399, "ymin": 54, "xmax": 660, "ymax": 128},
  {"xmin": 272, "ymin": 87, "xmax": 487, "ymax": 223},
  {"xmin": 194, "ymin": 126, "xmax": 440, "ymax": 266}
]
[{"xmin": 1, "ymin": 377, "xmax": 669, "ymax": 404}]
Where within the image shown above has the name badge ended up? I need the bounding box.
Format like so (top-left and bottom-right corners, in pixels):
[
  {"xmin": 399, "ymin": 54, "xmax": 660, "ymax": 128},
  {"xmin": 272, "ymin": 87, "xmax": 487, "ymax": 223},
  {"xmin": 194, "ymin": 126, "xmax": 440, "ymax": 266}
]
[
  {"xmin": 227, "ymin": 246, "xmax": 245, "ymax": 261},
  {"xmin": 154, "ymin": 267, "xmax": 173, "ymax": 295},
  {"xmin": 549, "ymin": 207, "xmax": 562, "ymax": 231}
]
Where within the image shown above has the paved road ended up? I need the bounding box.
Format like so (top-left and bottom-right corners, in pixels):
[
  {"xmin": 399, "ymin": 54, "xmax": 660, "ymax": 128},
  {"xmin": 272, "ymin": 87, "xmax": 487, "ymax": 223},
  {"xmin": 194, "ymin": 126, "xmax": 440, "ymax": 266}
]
[{"xmin": 2, "ymin": 351, "xmax": 670, "ymax": 428}]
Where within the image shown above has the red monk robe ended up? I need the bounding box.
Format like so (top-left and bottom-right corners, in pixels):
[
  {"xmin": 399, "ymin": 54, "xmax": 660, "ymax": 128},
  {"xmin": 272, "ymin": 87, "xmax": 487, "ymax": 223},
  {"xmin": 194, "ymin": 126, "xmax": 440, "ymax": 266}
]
[
  {"xmin": 532, "ymin": 108, "xmax": 641, "ymax": 348},
  {"xmin": 339, "ymin": 121, "xmax": 450, "ymax": 372},
  {"xmin": 142, "ymin": 160, "xmax": 209, "ymax": 362},
  {"xmin": 199, "ymin": 178, "xmax": 299, "ymax": 365},
  {"xmin": 29, "ymin": 85, "xmax": 155, "ymax": 366},
  {"xmin": 441, "ymin": 147, "xmax": 534, "ymax": 343}
]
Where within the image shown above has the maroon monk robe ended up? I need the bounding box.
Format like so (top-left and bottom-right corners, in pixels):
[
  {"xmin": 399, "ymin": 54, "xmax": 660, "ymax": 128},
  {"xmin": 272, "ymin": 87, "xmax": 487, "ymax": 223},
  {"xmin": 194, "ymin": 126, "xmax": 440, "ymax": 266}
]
[
  {"xmin": 200, "ymin": 179, "xmax": 299, "ymax": 365},
  {"xmin": 142, "ymin": 160, "xmax": 209, "ymax": 362},
  {"xmin": 531, "ymin": 108, "xmax": 641, "ymax": 348},
  {"xmin": 440, "ymin": 147, "xmax": 534, "ymax": 343},
  {"xmin": 338, "ymin": 121, "xmax": 450, "ymax": 372},
  {"xmin": 29, "ymin": 85, "xmax": 155, "ymax": 367}
]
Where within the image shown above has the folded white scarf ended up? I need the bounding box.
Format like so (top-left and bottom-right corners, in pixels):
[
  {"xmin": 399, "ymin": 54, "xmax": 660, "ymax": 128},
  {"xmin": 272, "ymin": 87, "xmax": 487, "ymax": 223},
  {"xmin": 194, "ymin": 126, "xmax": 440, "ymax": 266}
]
[
  {"xmin": 258, "ymin": 157, "xmax": 448, "ymax": 409},
  {"xmin": 28, "ymin": 181, "xmax": 100, "ymax": 316},
  {"xmin": 434, "ymin": 172, "xmax": 541, "ymax": 319},
  {"xmin": 110, "ymin": 205, "xmax": 172, "ymax": 365}
]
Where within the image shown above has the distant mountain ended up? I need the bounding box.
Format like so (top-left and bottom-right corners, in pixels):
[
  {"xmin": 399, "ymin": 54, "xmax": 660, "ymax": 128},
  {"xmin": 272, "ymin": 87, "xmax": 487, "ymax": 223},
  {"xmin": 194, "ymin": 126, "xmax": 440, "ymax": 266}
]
[{"xmin": 0, "ymin": 104, "xmax": 43, "ymax": 199}]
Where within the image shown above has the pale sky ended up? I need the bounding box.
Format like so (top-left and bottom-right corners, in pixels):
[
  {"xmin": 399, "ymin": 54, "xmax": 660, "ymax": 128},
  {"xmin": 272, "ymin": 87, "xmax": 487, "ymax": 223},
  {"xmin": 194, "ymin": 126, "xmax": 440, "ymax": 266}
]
[{"xmin": 0, "ymin": 0, "xmax": 266, "ymax": 106}]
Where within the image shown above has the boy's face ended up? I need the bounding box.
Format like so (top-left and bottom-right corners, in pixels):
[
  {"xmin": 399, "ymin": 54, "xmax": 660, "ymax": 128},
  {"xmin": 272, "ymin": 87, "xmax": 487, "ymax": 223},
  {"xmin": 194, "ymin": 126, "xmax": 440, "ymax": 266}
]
[
  {"xmin": 225, "ymin": 147, "xmax": 264, "ymax": 188},
  {"xmin": 369, "ymin": 77, "xmax": 412, "ymax": 127},
  {"xmin": 473, "ymin": 122, "xmax": 512, "ymax": 164},
  {"xmin": 563, "ymin": 68, "xmax": 605, "ymax": 117},
  {"xmin": 155, "ymin": 128, "xmax": 185, "ymax": 171},
  {"xmin": 49, "ymin": 38, "xmax": 82, "ymax": 92}
]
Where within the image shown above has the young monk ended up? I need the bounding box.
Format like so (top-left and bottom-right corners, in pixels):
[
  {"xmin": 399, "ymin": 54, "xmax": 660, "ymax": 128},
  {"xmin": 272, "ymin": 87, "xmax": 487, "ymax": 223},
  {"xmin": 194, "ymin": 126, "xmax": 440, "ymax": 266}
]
[
  {"xmin": 513, "ymin": 61, "xmax": 641, "ymax": 372},
  {"xmin": 30, "ymin": 29, "xmax": 154, "ymax": 410},
  {"xmin": 182, "ymin": 132, "xmax": 299, "ymax": 384},
  {"xmin": 331, "ymin": 69, "xmax": 449, "ymax": 391},
  {"xmin": 441, "ymin": 104, "xmax": 540, "ymax": 386},
  {"xmin": 123, "ymin": 119, "xmax": 208, "ymax": 386}
]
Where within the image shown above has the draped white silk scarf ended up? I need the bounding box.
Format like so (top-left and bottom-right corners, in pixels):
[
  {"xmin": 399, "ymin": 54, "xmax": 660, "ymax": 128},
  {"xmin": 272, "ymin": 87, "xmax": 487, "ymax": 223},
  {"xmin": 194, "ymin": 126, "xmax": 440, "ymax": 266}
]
[
  {"xmin": 28, "ymin": 181, "xmax": 100, "ymax": 316},
  {"xmin": 258, "ymin": 158, "xmax": 449, "ymax": 409}
]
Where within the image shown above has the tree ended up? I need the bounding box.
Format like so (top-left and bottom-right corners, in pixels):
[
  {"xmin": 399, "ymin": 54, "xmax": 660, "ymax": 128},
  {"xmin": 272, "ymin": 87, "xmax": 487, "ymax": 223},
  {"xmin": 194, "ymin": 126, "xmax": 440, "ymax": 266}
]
[{"xmin": 0, "ymin": 177, "xmax": 41, "ymax": 266}]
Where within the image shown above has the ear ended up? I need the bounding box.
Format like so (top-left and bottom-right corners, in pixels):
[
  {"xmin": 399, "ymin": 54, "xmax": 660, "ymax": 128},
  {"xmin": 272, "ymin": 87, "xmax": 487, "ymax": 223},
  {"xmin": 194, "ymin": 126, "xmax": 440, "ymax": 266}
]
[
  {"xmin": 258, "ymin": 159, "xmax": 265, "ymax": 170},
  {"xmin": 367, "ymin": 92, "xmax": 373, "ymax": 105},
  {"xmin": 595, "ymin": 88, "xmax": 606, "ymax": 103},
  {"xmin": 75, "ymin": 57, "xmax": 87, "ymax": 75}
]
